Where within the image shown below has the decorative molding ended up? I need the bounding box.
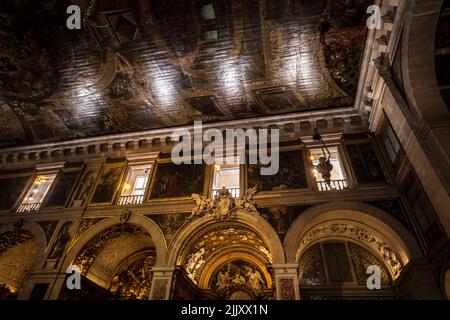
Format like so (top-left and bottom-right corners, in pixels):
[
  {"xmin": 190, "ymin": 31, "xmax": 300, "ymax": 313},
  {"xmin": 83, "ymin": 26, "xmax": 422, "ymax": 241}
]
[
  {"xmin": 190, "ymin": 187, "xmax": 258, "ymax": 220},
  {"xmin": 0, "ymin": 111, "xmax": 368, "ymax": 168},
  {"xmin": 298, "ymin": 223, "xmax": 403, "ymax": 279}
]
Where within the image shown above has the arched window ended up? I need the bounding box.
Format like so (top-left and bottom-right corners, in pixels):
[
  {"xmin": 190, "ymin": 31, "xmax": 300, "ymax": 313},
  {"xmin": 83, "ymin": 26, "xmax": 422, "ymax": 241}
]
[{"xmin": 299, "ymin": 241, "xmax": 394, "ymax": 300}]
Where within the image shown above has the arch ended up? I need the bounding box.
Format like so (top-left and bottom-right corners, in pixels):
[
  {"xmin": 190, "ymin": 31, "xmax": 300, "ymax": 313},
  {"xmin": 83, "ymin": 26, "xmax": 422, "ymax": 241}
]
[
  {"xmin": 61, "ymin": 213, "xmax": 167, "ymax": 273},
  {"xmin": 81, "ymin": 232, "xmax": 155, "ymax": 288},
  {"xmin": 166, "ymin": 208, "xmax": 285, "ymax": 266},
  {"xmin": 402, "ymin": 0, "xmax": 448, "ymax": 118},
  {"xmin": 0, "ymin": 220, "xmax": 47, "ymax": 271},
  {"xmin": 284, "ymin": 201, "xmax": 422, "ymax": 279},
  {"xmin": 198, "ymin": 252, "xmax": 272, "ymax": 290}
]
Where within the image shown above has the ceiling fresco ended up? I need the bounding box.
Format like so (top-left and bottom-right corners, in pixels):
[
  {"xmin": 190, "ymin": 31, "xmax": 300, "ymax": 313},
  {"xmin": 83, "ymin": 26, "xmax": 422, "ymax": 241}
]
[{"xmin": 0, "ymin": 0, "xmax": 370, "ymax": 147}]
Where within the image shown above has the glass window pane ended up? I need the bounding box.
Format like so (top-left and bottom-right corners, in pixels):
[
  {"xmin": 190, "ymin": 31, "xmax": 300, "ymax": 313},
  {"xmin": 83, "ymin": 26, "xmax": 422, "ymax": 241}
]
[
  {"xmin": 323, "ymin": 243, "xmax": 353, "ymax": 283},
  {"xmin": 212, "ymin": 163, "xmax": 240, "ymax": 197}
]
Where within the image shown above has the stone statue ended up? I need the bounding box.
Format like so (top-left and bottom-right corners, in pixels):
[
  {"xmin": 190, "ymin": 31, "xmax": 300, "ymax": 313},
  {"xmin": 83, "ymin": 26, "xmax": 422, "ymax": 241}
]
[
  {"xmin": 120, "ymin": 209, "xmax": 131, "ymax": 225},
  {"xmin": 234, "ymin": 187, "xmax": 258, "ymax": 214},
  {"xmin": 49, "ymin": 222, "xmax": 72, "ymax": 259},
  {"xmin": 189, "ymin": 194, "xmax": 214, "ymax": 219},
  {"xmin": 78, "ymin": 172, "xmax": 95, "ymax": 202}
]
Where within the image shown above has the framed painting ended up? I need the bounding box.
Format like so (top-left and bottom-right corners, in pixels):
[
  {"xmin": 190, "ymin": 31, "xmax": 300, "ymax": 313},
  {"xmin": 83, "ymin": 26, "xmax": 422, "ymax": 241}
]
[
  {"xmin": 0, "ymin": 173, "xmax": 33, "ymax": 210},
  {"xmin": 345, "ymin": 143, "xmax": 386, "ymax": 185},
  {"xmin": 44, "ymin": 167, "xmax": 83, "ymax": 208},
  {"xmin": 148, "ymin": 161, "xmax": 206, "ymax": 200},
  {"xmin": 247, "ymin": 149, "xmax": 308, "ymax": 192},
  {"xmin": 89, "ymin": 162, "xmax": 126, "ymax": 205}
]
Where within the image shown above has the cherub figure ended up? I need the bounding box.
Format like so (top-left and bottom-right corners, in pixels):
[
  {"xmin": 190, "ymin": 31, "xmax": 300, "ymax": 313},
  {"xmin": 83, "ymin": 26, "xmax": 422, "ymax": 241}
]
[
  {"xmin": 189, "ymin": 194, "xmax": 213, "ymax": 219},
  {"xmin": 234, "ymin": 187, "xmax": 258, "ymax": 214}
]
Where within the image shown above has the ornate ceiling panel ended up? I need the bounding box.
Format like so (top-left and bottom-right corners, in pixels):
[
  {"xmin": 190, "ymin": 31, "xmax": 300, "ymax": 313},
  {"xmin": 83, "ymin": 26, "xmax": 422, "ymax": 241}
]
[{"xmin": 0, "ymin": 0, "xmax": 370, "ymax": 147}]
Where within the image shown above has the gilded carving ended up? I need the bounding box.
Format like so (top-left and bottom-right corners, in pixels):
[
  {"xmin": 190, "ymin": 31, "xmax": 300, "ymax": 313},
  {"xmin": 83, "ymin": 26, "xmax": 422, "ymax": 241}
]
[
  {"xmin": 73, "ymin": 224, "xmax": 147, "ymax": 275},
  {"xmin": 110, "ymin": 253, "xmax": 156, "ymax": 299},
  {"xmin": 299, "ymin": 223, "xmax": 402, "ymax": 278},
  {"xmin": 183, "ymin": 225, "xmax": 272, "ymax": 284},
  {"xmin": 211, "ymin": 260, "xmax": 266, "ymax": 298},
  {"xmin": 190, "ymin": 187, "xmax": 259, "ymax": 220}
]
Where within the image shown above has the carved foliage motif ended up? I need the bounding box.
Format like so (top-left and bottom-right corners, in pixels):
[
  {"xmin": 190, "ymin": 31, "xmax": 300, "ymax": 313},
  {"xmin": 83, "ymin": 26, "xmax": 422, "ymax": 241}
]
[
  {"xmin": 299, "ymin": 224, "xmax": 402, "ymax": 278},
  {"xmin": 0, "ymin": 230, "xmax": 34, "ymax": 256},
  {"xmin": 110, "ymin": 253, "xmax": 156, "ymax": 300},
  {"xmin": 183, "ymin": 225, "xmax": 272, "ymax": 284},
  {"xmin": 74, "ymin": 224, "xmax": 147, "ymax": 275},
  {"xmin": 0, "ymin": 234, "xmax": 38, "ymax": 291}
]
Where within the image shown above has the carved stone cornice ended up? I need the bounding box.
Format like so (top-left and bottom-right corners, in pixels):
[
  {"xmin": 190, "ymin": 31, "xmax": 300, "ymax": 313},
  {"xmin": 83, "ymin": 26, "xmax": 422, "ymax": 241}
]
[{"xmin": 0, "ymin": 111, "xmax": 368, "ymax": 168}]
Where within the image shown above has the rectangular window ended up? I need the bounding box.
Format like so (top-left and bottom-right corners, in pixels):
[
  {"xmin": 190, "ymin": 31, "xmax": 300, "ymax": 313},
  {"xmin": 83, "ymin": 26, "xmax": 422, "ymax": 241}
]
[
  {"xmin": 0, "ymin": 174, "xmax": 32, "ymax": 210},
  {"xmin": 118, "ymin": 165, "xmax": 151, "ymax": 205},
  {"xmin": 346, "ymin": 143, "xmax": 386, "ymax": 185},
  {"xmin": 403, "ymin": 173, "xmax": 443, "ymax": 246},
  {"xmin": 212, "ymin": 164, "xmax": 240, "ymax": 198},
  {"xmin": 310, "ymin": 147, "xmax": 348, "ymax": 191},
  {"xmin": 17, "ymin": 174, "xmax": 56, "ymax": 213},
  {"xmin": 45, "ymin": 169, "xmax": 82, "ymax": 208},
  {"xmin": 380, "ymin": 118, "xmax": 402, "ymax": 164}
]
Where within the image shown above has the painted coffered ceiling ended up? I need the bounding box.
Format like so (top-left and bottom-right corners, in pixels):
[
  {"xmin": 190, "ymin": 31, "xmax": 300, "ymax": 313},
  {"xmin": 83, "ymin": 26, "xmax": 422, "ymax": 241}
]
[{"xmin": 0, "ymin": 0, "xmax": 370, "ymax": 147}]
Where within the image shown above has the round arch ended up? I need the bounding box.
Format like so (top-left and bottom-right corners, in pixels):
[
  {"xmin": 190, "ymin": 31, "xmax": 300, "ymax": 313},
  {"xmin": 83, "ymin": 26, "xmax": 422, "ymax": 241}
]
[
  {"xmin": 61, "ymin": 213, "xmax": 167, "ymax": 272},
  {"xmin": 284, "ymin": 201, "xmax": 422, "ymax": 279},
  {"xmin": 198, "ymin": 252, "xmax": 273, "ymax": 290},
  {"xmin": 0, "ymin": 220, "xmax": 47, "ymax": 271},
  {"xmin": 166, "ymin": 208, "xmax": 285, "ymax": 266},
  {"xmin": 402, "ymin": 0, "xmax": 448, "ymax": 118}
]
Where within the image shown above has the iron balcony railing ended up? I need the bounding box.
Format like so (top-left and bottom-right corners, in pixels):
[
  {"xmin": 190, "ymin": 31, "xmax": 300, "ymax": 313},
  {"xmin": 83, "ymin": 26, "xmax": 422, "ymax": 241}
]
[
  {"xmin": 315, "ymin": 179, "xmax": 348, "ymax": 191},
  {"xmin": 16, "ymin": 202, "xmax": 42, "ymax": 213},
  {"xmin": 117, "ymin": 195, "xmax": 144, "ymax": 205},
  {"xmin": 212, "ymin": 187, "xmax": 240, "ymax": 198}
]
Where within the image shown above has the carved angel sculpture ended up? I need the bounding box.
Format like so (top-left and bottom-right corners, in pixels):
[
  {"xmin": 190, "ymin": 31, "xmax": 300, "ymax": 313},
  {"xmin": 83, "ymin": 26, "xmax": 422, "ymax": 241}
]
[
  {"xmin": 234, "ymin": 187, "xmax": 258, "ymax": 214},
  {"xmin": 189, "ymin": 194, "xmax": 213, "ymax": 219}
]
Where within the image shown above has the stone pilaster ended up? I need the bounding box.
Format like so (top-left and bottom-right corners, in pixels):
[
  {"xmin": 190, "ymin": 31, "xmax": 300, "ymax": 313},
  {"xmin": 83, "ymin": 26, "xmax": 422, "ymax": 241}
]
[
  {"xmin": 149, "ymin": 266, "xmax": 176, "ymax": 300},
  {"xmin": 272, "ymin": 264, "xmax": 300, "ymax": 300}
]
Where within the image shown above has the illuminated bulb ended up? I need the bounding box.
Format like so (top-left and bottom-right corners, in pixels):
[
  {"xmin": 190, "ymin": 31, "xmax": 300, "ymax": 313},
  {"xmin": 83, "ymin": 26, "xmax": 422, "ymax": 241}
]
[
  {"xmin": 214, "ymin": 165, "xmax": 221, "ymax": 171},
  {"xmin": 124, "ymin": 183, "xmax": 131, "ymax": 190},
  {"xmin": 313, "ymin": 169, "xmax": 318, "ymax": 174},
  {"xmin": 32, "ymin": 189, "xmax": 38, "ymax": 193},
  {"xmin": 310, "ymin": 156, "xmax": 314, "ymax": 161},
  {"xmin": 28, "ymin": 197, "xmax": 33, "ymax": 201}
]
